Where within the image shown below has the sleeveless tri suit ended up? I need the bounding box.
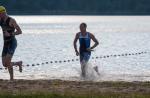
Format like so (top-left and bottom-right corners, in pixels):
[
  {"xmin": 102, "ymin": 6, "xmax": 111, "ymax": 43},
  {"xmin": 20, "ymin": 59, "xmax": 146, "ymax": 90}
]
[
  {"xmin": 0, "ymin": 17, "xmax": 17, "ymax": 57},
  {"xmin": 79, "ymin": 32, "xmax": 91, "ymax": 62}
]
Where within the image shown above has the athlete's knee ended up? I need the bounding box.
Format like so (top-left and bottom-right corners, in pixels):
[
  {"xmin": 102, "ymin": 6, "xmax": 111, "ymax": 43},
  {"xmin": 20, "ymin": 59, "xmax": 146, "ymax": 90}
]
[
  {"xmin": 2, "ymin": 61, "xmax": 7, "ymax": 67},
  {"xmin": 3, "ymin": 58, "xmax": 11, "ymax": 67},
  {"xmin": 6, "ymin": 60, "xmax": 11, "ymax": 66}
]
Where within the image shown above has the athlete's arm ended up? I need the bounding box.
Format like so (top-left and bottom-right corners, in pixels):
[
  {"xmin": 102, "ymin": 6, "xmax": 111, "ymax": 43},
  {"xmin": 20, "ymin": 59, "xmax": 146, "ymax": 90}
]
[
  {"xmin": 89, "ymin": 33, "xmax": 99, "ymax": 50},
  {"xmin": 10, "ymin": 18, "xmax": 22, "ymax": 35},
  {"xmin": 3, "ymin": 30, "xmax": 11, "ymax": 37},
  {"xmin": 73, "ymin": 33, "xmax": 79, "ymax": 56}
]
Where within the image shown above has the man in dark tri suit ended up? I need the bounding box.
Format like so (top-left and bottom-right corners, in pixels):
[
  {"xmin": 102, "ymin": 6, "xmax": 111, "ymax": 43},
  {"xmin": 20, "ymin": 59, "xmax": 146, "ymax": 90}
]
[
  {"xmin": 0, "ymin": 6, "xmax": 22, "ymax": 80},
  {"xmin": 73, "ymin": 23, "xmax": 99, "ymax": 77}
]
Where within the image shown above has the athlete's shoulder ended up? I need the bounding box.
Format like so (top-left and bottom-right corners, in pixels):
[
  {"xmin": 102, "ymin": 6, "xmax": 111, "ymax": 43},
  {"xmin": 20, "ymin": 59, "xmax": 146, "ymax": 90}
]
[
  {"xmin": 88, "ymin": 32, "xmax": 95, "ymax": 38},
  {"xmin": 76, "ymin": 32, "xmax": 80, "ymax": 36},
  {"xmin": 76, "ymin": 32, "xmax": 80, "ymax": 34},
  {"xmin": 88, "ymin": 32, "xmax": 92, "ymax": 35},
  {"xmin": 8, "ymin": 16, "xmax": 14, "ymax": 20},
  {"xmin": 8, "ymin": 17, "xmax": 17, "ymax": 24},
  {"xmin": 9, "ymin": 17, "xmax": 19, "ymax": 26}
]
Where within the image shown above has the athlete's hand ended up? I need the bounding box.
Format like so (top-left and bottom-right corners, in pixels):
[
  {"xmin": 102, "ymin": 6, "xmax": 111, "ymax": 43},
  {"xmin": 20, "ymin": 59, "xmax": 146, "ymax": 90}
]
[
  {"xmin": 15, "ymin": 32, "xmax": 21, "ymax": 35},
  {"xmin": 4, "ymin": 31, "xmax": 11, "ymax": 37},
  {"xmin": 87, "ymin": 48, "xmax": 94, "ymax": 52},
  {"xmin": 76, "ymin": 51, "xmax": 79, "ymax": 56}
]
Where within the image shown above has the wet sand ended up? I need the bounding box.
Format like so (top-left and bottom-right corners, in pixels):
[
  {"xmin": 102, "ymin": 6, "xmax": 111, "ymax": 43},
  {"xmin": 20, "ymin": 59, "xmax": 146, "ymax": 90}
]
[{"xmin": 0, "ymin": 79, "xmax": 150, "ymax": 96}]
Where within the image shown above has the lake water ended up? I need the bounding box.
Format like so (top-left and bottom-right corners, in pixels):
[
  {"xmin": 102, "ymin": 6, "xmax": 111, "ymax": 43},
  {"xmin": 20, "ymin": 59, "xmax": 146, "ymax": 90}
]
[{"xmin": 0, "ymin": 16, "xmax": 150, "ymax": 81}]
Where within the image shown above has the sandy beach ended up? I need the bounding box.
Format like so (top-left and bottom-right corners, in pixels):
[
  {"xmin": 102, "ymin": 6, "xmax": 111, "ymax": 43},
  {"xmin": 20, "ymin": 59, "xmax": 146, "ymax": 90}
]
[{"xmin": 0, "ymin": 79, "xmax": 150, "ymax": 97}]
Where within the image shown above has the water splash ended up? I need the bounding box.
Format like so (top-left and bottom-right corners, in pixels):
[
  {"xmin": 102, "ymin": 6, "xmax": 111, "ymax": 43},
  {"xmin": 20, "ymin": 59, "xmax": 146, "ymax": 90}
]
[{"xmin": 81, "ymin": 61, "xmax": 100, "ymax": 81}]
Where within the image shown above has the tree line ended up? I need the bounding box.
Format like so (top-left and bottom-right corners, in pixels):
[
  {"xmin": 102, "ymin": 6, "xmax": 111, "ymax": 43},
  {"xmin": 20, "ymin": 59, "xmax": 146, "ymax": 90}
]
[{"xmin": 0, "ymin": 0, "xmax": 150, "ymax": 15}]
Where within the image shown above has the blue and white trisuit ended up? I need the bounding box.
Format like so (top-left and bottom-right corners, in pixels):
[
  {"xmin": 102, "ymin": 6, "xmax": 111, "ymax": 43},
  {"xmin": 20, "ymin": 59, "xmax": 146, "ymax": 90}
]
[{"xmin": 79, "ymin": 32, "xmax": 91, "ymax": 62}]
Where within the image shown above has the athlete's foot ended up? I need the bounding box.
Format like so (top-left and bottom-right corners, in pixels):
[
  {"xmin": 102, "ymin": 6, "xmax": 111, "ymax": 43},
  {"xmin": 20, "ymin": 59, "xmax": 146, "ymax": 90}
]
[{"xmin": 18, "ymin": 61, "xmax": 23, "ymax": 72}]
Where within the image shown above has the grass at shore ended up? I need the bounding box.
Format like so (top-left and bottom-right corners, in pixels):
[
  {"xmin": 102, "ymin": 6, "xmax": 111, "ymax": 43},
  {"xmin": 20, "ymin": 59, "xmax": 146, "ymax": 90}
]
[
  {"xmin": 0, "ymin": 93, "xmax": 150, "ymax": 98},
  {"xmin": 0, "ymin": 79, "xmax": 150, "ymax": 98},
  {"xmin": 0, "ymin": 92, "xmax": 150, "ymax": 98}
]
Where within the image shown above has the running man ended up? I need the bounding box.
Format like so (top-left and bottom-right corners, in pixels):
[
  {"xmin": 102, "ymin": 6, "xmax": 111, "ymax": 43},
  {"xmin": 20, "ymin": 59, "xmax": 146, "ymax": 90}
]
[
  {"xmin": 0, "ymin": 6, "xmax": 22, "ymax": 80},
  {"xmin": 73, "ymin": 23, "xmax": 99, "ymax": 77}
]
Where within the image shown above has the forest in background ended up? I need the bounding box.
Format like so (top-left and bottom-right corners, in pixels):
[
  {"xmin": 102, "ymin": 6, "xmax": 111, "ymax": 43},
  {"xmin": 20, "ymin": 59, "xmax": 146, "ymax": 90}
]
[{"xmin": 0, "ymin": 0, "xmax": 150, "ymax": 15}]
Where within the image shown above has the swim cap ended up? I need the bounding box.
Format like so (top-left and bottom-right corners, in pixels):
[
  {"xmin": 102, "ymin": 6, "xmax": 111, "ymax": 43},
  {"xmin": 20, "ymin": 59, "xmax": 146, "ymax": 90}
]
[{"xmin": 0, "ymin": 6, "xmax": 6, "ymax": 13}]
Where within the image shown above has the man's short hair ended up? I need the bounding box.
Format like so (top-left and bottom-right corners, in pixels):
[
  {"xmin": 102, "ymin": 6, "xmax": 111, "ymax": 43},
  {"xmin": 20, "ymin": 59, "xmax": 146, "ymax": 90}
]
[{"xmin": 80, "ymin": 23, "xmax": 87, "ymax": 28}]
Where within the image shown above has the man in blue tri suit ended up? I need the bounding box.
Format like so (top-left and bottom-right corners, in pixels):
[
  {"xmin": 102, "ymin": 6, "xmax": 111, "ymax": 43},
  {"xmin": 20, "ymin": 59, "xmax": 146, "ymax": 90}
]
[
  {"xmin": 74, "ymin": 23, "xmax": 99, "ymax": 77},
  {"xmin": 0, "ymin": 6, "xmax": 22, "ymax": 80}
]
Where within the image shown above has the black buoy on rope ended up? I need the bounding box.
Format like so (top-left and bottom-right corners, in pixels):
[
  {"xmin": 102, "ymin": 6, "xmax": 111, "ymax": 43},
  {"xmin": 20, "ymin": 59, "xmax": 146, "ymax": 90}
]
[
  {"xmin": 121, "ymin": 54, "xmax": 124, "ymax": 56},
  {"xmin": 55, "ymin": 61, "xmax": 57, "ymax": 63},
  {"xmin": 99, "ymin": 56, "xmax": 102, "ymax": 58},
  {"xmin": 59, "ymin": 61, "xmax": 62, "ymax": 63},
  {"xmin": 103, "ymin": 56, "xmax": 106, "ymax": 58},
  {"xmin": 12, "ymin": 51, "xmax": 147, "ymax": 70}
]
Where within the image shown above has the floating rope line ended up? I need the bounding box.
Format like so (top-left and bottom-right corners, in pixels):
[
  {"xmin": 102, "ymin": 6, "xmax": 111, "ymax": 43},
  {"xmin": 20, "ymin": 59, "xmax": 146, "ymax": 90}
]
[{"xmin": 0, "ymin": 51, "xmax": 148, "ymax": 70}]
